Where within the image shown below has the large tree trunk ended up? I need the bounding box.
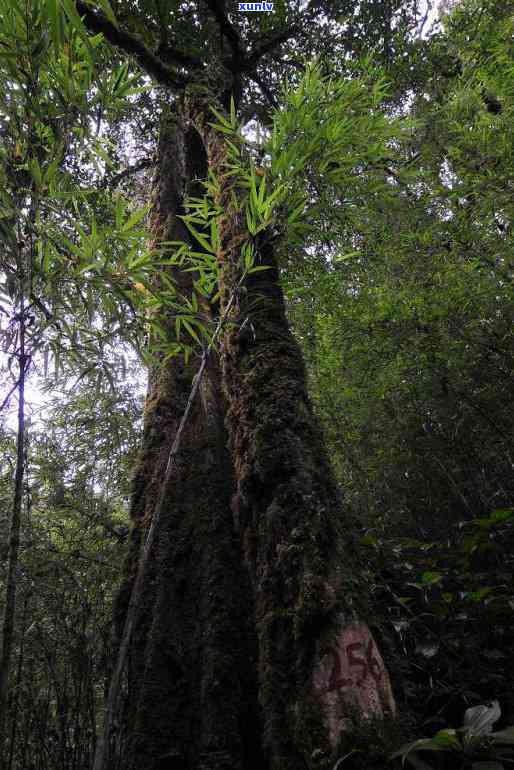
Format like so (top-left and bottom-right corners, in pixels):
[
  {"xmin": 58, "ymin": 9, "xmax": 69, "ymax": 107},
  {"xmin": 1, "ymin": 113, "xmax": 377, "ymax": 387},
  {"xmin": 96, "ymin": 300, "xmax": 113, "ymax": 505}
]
[
  {"xmin": 115, "ymin": 95, "xmax": 395, "ymax": 770},
  {"xmin": 189, "ymin": 97, "xmax": 396, "ymax": 767},
  {"xmin": 114, "ymin": 109, "xmax": 262, "ymax": 770}
]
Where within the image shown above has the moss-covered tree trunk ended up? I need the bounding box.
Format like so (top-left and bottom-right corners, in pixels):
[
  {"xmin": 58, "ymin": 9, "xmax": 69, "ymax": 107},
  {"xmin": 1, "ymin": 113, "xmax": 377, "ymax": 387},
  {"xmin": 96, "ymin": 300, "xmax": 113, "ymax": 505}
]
[
  {"xmin": 115, "ymin": 94, "xmax": 395, "ymax": 770},
  {"xmin": 116, "ymin": 109, "xmax": 261, "ymax": 770},
  {"xmin": 189, "ymin": 99, "xmax": 396, "ymax": 768}
]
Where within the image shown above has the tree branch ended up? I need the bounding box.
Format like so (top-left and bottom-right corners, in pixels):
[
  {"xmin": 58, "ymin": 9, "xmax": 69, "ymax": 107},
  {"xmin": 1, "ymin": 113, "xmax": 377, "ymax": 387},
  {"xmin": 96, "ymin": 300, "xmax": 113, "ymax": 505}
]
[
  {"xmin": 204, "ymin": 0, "xmax": 243, "ymax": 61},
  {"xmin": 242, "ymin": 25, "xmax": 298, "ymax": 71},
  {"xmin": 75, "ymin": 1, "xmax": 190, "ymax": 89},
  {"xmin": 100, "ymin": 157, "xmax": 155, "ymax": 189},
  {"xmin": 247, "ymin": 72, "xmax": 278, "ymax": 110},
  {"xmin": 270, "ymin": 56, "xmax": 305, "ymax": 72},
  {"xmin": 0, "ymin": 379, "xmax": 19, "ymax": 414}
]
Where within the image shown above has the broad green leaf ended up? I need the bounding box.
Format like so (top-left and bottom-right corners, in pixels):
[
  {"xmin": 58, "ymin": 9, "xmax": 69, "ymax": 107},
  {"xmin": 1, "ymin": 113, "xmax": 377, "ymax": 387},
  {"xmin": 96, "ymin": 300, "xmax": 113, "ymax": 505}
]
[
  {"xmin": 229, "ymin": 95, "xmax": 236, "ymax": 129},
  {"xmin": 47, "ymin": 0, "xmax": 64, "ymax": 49},
  {"xmin": 127, "ymin": 252, "xmax": 152, "ymax": 270},
  {"xmin": 391, "ymin": 737, "xmax": 453, "ymax": 762},
  {"xmin": 464, "ymin": 702, "xmax": 501, "ymax": 737},
  {"xmin": 420, "ymin": 571, "xmax": 444, "ymax": 586},
  {"xmin": 431, "ymin": 729, "xmax": 461, "ymax": 750}
]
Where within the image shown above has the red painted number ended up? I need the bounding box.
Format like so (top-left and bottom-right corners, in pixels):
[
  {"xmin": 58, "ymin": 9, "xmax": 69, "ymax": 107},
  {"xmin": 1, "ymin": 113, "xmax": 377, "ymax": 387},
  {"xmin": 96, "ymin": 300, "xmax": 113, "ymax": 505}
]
[
  {"xmin": 322, "ymin": 639, "xmax": 382, "ymax": 693},
  {"xmin": 322, "ymin": 647, "xmax": 353, "ymax": 692},
  {"xmin": 347, "ymin": 639, "xmax": 382, "ymax": 684}
]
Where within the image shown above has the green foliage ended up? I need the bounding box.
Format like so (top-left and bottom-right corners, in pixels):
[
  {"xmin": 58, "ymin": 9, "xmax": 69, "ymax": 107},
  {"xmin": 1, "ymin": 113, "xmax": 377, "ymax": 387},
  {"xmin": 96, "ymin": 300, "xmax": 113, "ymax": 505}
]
[
  {"xmin": 1, "ymin": 0, "xmax": 514, "ymax": 767},
  {"xmin": 0, "ymin": 0, "xmax": 157, "ymax": 390},
  {"xmin": 277, "ymin": 7, "xmax": 514, "ymax": 751},
  {"xmin": 359, "ymin": 506, "xmax": 514, "ymax": 732},
  {"xmin": 287, "ymin": 0, "xmax": 513, "ymax": 541},
  {"xmin": 0, "ymin": 381, "xmax": 136, "ymax": 770},
  {"xmin": 158, "ymin": 62, "xmax": 402, "ymax": 354},
  {"xmin": 268, "ymin": 60, "xmax": 400, "ymax": 247},
  {"xmin": 392, "ymin": 701, "xmax": 514, "ymax": 769}
]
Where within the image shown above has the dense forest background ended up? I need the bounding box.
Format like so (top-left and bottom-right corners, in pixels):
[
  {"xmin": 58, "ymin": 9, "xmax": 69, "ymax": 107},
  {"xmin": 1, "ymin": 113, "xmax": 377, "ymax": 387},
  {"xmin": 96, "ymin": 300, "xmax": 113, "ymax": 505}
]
[{"xmin": 0, "ymin": 0, "xmax": 513, "ymax": 768}]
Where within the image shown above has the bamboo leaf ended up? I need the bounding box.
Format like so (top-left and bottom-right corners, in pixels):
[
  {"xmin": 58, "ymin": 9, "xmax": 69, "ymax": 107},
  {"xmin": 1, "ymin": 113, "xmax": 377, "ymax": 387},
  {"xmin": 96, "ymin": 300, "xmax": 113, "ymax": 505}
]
[
  {"xmin": 61, "ymin": 0, "xmax": 92, "ymax": 59},
  {"xmin": 123, "ymin": 206, "xmax": 149, "ymax": 231},
  {"xmin": 182, "ymin": 317, "xmax": 201, "ymax": 345},
  {"xmin": 97, "ymin": 0, "xmax": 118, "ymax": 27},
  {"xmin": 210, "ymin": 106, "xmax": 231, "ymax": 128},
  {"xmin": 183, "ymin": 220, "xmax": 215, "ymax": 254}
]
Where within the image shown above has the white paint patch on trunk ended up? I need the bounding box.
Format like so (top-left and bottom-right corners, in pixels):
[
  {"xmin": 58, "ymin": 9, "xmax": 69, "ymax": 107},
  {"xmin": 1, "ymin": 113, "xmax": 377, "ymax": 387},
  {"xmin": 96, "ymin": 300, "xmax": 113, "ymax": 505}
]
[{"xmin": 312, "ymin": 620, "xmax": 396, "ymax": 747}]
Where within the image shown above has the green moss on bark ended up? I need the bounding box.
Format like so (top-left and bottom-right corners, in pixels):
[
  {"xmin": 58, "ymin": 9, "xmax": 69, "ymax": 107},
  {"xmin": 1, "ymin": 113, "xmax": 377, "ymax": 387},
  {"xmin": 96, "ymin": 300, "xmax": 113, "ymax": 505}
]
[
  {"xmin": 113, "ymin": 109, "xmax": 262, "ymax": 770},
  {"xmin": 190, "ymin": 104, "xmax": 371, "ymax": 766}
]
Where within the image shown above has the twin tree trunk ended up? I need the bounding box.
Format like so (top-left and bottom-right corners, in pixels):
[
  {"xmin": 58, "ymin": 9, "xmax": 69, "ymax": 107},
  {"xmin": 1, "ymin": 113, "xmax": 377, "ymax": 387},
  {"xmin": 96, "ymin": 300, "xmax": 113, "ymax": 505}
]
[{"xmin": 117, "ymin": 98, "xmax": 395, "ymax": 770}]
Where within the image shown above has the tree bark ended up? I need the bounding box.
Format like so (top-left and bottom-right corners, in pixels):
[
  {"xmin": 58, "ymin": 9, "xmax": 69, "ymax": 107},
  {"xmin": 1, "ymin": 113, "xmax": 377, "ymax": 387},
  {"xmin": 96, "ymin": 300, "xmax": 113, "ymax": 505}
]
[
  {"xmin": 68, "ymin": 6, "xmax": 398, "ymax": 763},
  {"xmin": 0, "ymin": 291, "xmax": 27, "ymax": 769},
  {"xmin": 190, "ymin": 97, "xmax": 396, "ymax": 768},
  {"xmin": 112, "ymin": 95, "xmax": 395, "ymax": 770},
  {"xmin": 113, "ymin": 108, "xmax": 261, "ymax": 770},
  {"xmin": 7, "ymin": 595, "xmax": 28, "ymax": 770}
]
